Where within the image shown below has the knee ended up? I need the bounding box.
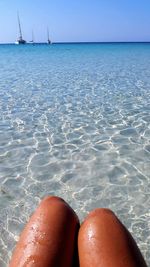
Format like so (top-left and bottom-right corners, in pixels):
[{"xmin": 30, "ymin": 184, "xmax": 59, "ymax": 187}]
[
  {"xmin": 42, "ymin": 195, "xmax": 66, "ymax": 203},
  {"xmin": 82, "ymin": 208, "xmax": 117, "ymax": 226},
  {"xmin": 79, "ymin": 208, "xmax": 121, "ymax": 244},
  {"xmin": 85, "ymin": 208, "xmax": 115, "ymax": 219}
]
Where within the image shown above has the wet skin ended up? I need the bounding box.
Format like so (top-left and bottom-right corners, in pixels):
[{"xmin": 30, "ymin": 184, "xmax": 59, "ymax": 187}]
[
  {"xmin": 9, "ymin": 196, "xmax": 79, "ymax": 267},
  {"xmin": 78, "ymin": 208, "xmax": 147, "ymax": 267},
  {"xmin": 9, "ymin": 198, "xmax": 147, "ymax": 267}
]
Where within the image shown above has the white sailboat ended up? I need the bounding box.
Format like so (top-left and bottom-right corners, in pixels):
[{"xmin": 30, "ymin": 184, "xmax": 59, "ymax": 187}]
[
  {"xmin": 15, "ymin": 13, "xmax": 26, "ymax": 44},
  {"xmin": 29, "ymin": 30, "xmax": 35, "ymax": 45}
]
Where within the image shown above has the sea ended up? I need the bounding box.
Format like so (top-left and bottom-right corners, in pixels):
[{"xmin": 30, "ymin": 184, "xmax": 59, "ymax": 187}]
[{"xmin": 0, "ymin": 43, "xmax": 150, "ymax": 266}]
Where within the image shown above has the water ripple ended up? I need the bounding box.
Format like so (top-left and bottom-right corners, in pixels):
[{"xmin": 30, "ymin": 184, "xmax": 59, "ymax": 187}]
[{"xmin": 0, "ymin": 44, "xmax": 150, "ymax": 265}]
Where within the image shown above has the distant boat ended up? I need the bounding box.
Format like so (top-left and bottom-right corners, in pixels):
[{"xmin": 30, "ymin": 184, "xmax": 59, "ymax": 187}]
[
  {"xmin": 15, "ymin": 13, "xmax": 26, "ymax": 44},
  {"xmin": 47, "ymin": 28, "xmax": 51, "ymax": 44},
  {"xmin": 29, "ymin": 30, "xmax": 35, "ymax": 45}
]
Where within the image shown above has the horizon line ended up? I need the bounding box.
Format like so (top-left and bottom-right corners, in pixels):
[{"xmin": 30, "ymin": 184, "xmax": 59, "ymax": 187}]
[{"xmin": 0, "ymin": 41, "xmax": 150, "ymax": 45}]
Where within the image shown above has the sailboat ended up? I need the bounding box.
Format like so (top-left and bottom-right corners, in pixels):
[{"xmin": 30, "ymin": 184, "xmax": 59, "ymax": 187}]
[
  {"xmin": 15, "ymin": 13, "xmax": 26, "ymax": 44},
  {"xmin": 47, "ymin": 28, "xmax": 51, "ymax": 44},
  {"xmin": 30, "ymin": 30, "xmax": 35, "ymax": 45}
]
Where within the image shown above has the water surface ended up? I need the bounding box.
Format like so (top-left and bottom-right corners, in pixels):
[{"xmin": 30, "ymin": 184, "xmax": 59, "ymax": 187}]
[{"xmin": 0, "ymin": 43, "xmax": 150, "ymax": 266}]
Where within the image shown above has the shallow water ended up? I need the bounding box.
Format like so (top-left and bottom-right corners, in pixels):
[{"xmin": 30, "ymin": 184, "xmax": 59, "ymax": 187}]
[{"xmin": 0, "ymin": 43, "xmax": 150, "ymax": 266}]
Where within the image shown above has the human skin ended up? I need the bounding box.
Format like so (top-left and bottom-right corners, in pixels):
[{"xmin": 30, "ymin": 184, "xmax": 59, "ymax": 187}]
[
  {"xmin": 78, "ymin": 208, "xmax": 147, "ymax": 267},
  {"xmin": 9, "ymin": 196, "xmax": 79, "ymax": 267}
]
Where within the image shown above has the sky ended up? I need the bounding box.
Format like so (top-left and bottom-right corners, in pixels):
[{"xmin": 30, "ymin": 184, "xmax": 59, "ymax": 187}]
[{"xmin": 0, "ymin": 0, "xmax": 150, "ymax": 43}]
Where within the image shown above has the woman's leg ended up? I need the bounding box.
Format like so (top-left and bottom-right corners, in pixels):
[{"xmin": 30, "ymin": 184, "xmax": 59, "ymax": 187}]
[
  {"xmin": 78, "ymin": 208, "xmax": 147, "ymax": 267},
  {"xmin": 9, "ymin": 196, "xmax": 79, "ymax": 267}
]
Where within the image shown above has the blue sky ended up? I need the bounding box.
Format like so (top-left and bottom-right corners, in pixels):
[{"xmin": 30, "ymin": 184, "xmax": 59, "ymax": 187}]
[{"xmin": 0, "ymin": 0, "xmax": 150, "ymax": 43}]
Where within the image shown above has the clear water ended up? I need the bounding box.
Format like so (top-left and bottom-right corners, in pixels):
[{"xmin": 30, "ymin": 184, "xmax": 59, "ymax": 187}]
[{"xmin": 0, "ymin": 43, "xmax": 150, "ymax": 266}]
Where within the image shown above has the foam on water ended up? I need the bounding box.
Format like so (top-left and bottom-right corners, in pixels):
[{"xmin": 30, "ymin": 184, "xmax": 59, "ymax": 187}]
[{"xmin": 0, "ymin": 43, "xmax": 150, "ymax": 265}]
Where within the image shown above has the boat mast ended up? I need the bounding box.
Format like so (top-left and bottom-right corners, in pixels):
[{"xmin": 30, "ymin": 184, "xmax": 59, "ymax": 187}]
[
  {"xmin": 32, "ymin": 30, "xmax": 34, "ymax": 43},
  {"xmin": 16, "ymin": 12, "xmax": 26, "ymax": 44},
  {"xmin": 47, "ymin": 27, "xmax": 51, "ymax": 44},
  {"xmin": 17, "ymin": 13, "xmax": 23, "ymax": 40}
]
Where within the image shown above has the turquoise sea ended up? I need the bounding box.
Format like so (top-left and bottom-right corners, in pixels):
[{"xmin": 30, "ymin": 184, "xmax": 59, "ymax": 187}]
[{"xmin": 0, "ymin": 43, "xmax": 150, "ymax": 265}]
